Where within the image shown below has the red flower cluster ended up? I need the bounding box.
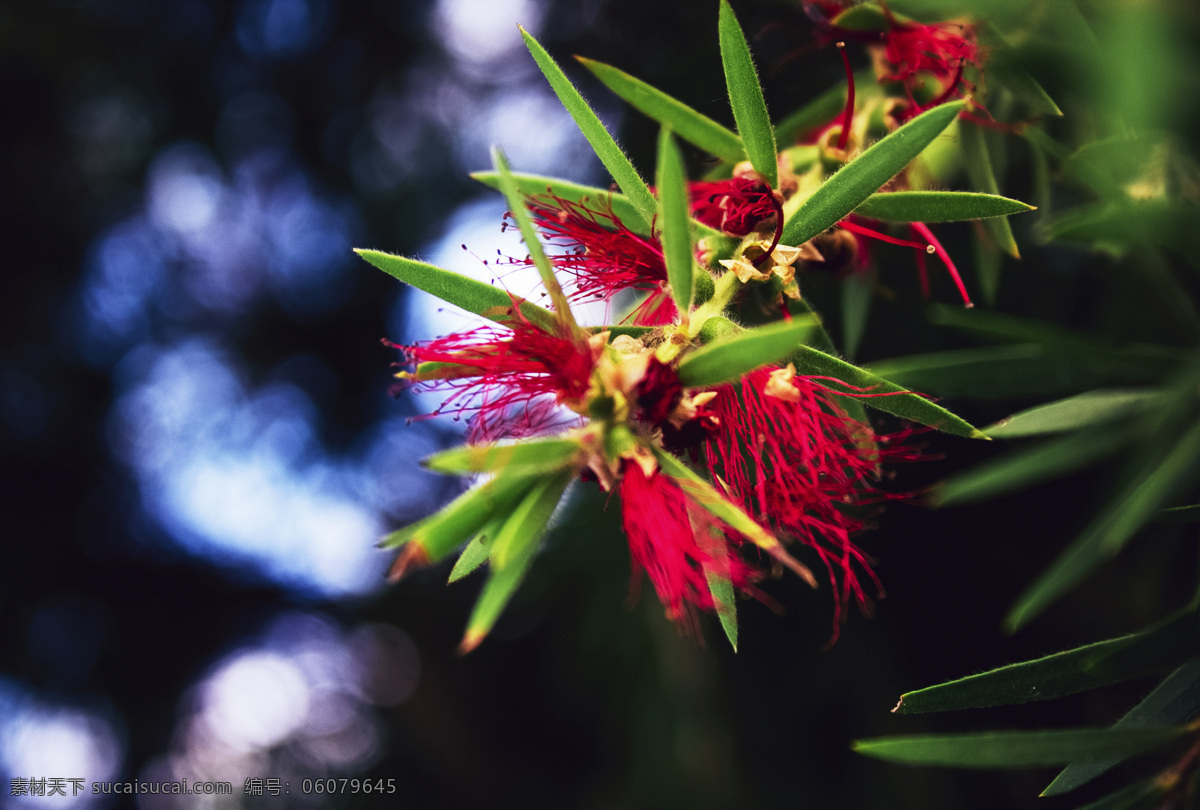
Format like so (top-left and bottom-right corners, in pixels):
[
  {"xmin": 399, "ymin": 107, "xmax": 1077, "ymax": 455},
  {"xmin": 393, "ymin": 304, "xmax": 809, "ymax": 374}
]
[{"xmin": 396, "ymin": 311, "xmax": 596, "ymax": 442}]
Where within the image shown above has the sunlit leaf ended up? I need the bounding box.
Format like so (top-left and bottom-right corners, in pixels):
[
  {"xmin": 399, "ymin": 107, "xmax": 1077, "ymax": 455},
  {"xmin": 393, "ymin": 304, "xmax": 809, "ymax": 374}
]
[
  {"xmin": 578, "ymin": 56, "xmax": 744, "ymax": 163},
  {"xmin": 795, "ymin": 345, "xmax": 985, "ymax": 438},
  {"xmin": 1006, "ymin": 420, "xmax": 1200, "ymax": 632},
  {"xmin": 855, "ymin": 191, "xmax": 1034, "ymax": 222},
  {"xmin": 781, "ymin": 101, "xmax": 965, "ymax": 247},
  {"xmin": 520, "ymin": 26, "xmax": 657, "ymax": 228},
  {"xmin": 657, "ymin": 127, "xmax": 695, "ymax": 315},
  {"xmin": 355, "ymin": 250, "xmax": 556, "ymax": 333},
  {"xmin": 470, "ymin": 171, "xmax": 648, "ymax": 234},
  {"xmin": 894, "ymin": 610, "xmax": 1200, "ymax": 714},
  {"xmin": 853, "ymin": 728, "xmax": 1185, "ymax": 769},
  {"xmin": 460, "ymin": 471, "xmax": 573, "ymax": 652},
  {"xmin": 1044, "ymin": 658, "xmax": 1200, "ymax": 795},
  {"xmin": 718, "ymin": 0, "xmax": 777, "ymax": 187},
  {"xmin": 447, "ymin": 519, "xmax": 503, "ymax": 583},
  {"xmin": 677, "ymin": 317, "xmax": 819, "ymax": 387},
  {"xmin": 492, "ymin": 146, "xmax": 576, "ymax": 332},
  {"xmin": 425, "ymin": 437, "xmax": 584, "ymax": 476}
]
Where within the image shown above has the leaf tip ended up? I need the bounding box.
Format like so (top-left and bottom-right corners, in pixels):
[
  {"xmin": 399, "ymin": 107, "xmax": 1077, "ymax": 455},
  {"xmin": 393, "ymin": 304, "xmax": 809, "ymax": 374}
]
[
  {"xmin": 458, "ymin": 629, "xmax": 486, "ymax": 655},
  {"xmin": 387, "ymin": 542, "xmax": 429, "ymax": 583}
]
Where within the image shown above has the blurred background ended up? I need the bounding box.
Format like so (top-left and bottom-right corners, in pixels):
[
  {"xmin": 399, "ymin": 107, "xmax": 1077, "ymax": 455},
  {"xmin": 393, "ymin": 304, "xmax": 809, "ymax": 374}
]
[{"xmin": 2, "ymin": 0, "xmax": 1198, "ymax": 807}]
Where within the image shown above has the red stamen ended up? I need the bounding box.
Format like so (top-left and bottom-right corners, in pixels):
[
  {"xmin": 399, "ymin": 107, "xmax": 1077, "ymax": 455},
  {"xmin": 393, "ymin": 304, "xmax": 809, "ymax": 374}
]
[
  {"xmin": 910, "ymin": 222, "xmax": 972, "ymax": 307},
  {"xmin": 839, "ymin": 219, "xmax": 930, "ymax": 251}
]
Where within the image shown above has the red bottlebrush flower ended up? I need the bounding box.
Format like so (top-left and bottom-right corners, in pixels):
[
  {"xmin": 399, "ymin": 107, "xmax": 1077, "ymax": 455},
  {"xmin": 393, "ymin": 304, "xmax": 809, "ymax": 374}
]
[
  {"xmin": 520, "ymin": 195, "xmax": 677, "ymax": 326},
  {"xmin": 397, "ymin": 311, "xmax": 596, "ymax": 442},
  {"xmin": 689, "ymin": 176, "xmax": 781, "ymax": 237},
  {"xmin": 619, "ymin": 459, "xmax": 757, "ymax": 625},
  {"xmin": 701, "ymin": 364, "xmax": 915, "ymax": 640},
  {"xmin": 878, "ymin": 19, "xmax": 979, "ymax": 122}
]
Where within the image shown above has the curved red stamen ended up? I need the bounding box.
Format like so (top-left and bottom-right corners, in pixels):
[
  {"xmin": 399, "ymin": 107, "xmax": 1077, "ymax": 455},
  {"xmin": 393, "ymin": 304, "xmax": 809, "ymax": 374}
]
[{"xmin": 910, "ymin": 222, "xmax": 972, "ymax": 307}]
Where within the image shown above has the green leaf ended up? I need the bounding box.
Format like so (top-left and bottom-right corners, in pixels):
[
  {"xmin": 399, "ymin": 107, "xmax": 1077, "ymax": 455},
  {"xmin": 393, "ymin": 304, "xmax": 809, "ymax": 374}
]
[
  {"xmin": 794, "ymin": 345, "xmax": 986, "ymax": 438},
  {"xmin": 935, "ymin": 424, "xmax": 1136, "ymax": 507},
  {"xmin": 677, "ymin": 317, "xmax": 819, "ymax": 387},
  {"xmin": 1158, "ymin": 504, "xmax": 1200, "ymax": 523},
  {"xmin": 657, "ymin": 127, "xmax": 696, "ymax": 315},
  {"xmin": 926, "ymin": 303, "xmax": 1101, "ymax": 348},
  {"xmin": 830, "ymin": 2, "xmax": 912, "ymax": 30},
  {"xmin": 986, "ymin": 389, "xmax": 1162, "ymax": 438},
  {"xmin": 1069, "ymin": 779, "xmax": 1165, "ymax": 810},
  {"xmin": 577, "ymin": 56, "xmax": 744, "ymax": 163},
  {"xmin": 1044, "ymin": 658, "xmax": 1200, "ymax": 796},
  {"xmin": 866, "ymin": 345, "xmax": 1177, "ymax": 399},
  {"xmin": 1006, "ymin": 420, "xmax": 1200, "ymax": 632},
  {"xmin": 447, "ymin": 519, "xmax": 502, "ymax": 583},
  {"xmin": 355, "ymin": 249, "xmax": 556, "ymax": 333},
  {"xmin": 471, "ymin": 170, "xmax": 727, "ymax": 245},
  {"xmin": 961, "ymin": 119, "xmax": 1020, "ymax": 261},
  {"xmin": 781, "ymin": 101, "xmax": 965, "ymax": 247},
  {"xmin": 492, "ymin": 146, "xmax": 576, "ymax": 332},
  {"xmin": 718, "ymin": 0, "xmax": 777, "ymax": 187},
  {"xmin": 855, "ymin": 191, "xmax": 1034, "ymax": 222},
  {"xmin": 381, "ymin": 468, "xmax": 546, "ymax": 581},
  {"xmin": 425, "ymin": 437, "xmax": 584, "ymax": 476},
  {"xmin": 520, "ymin": 26, "xmax": 657, "ymax": 229},
  {"xmin": 460, "ymin": 471, "xmax": 573, "ymax": 652},
  {"xmin": 894, "ymin": 610, "xmax": 1200, "ymax": 714},
  {"xmin": 706, "ymin": 565, "xmax": 738, "ymax": 652},
  {"xmin": 841, "ymin": 271, "xmax": 873, "ymax": 359},
  {"xmin": 470, "ymin": 171, "xmax": 648, "ymax": 234},
  {"xmin": 853, "ymin": 728, "xmax": 1186, "ymax": 769},
  {"xmin": 653, "ymin": 447, "xmax": 801, "ymax": 577}
]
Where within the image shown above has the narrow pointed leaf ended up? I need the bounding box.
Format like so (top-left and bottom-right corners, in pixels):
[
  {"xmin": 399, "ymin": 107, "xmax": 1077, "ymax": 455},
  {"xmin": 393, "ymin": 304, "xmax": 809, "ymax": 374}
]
[
  {"xmin": 425, "ymin": 437, "xmax": 584, "ymax": 476},
  {"xmin": 1045, "ymin": 659, "xmax": 1200, "ymax": 796},
  {"xmin": 470, "ymin": 171, "xmax": 647, "ymax": 233},
  {"xmin": 842, "ymin": 271, "xmax": 873, "ymax": 359},
  {"xmin": 448, "ymin": 519, "xmax": 503, "ymax": 583},
  {"xmin": 1158, "ymin": 504, "xmax": 1200, "ymax": 523},
  {"xmin": 1069, "ymin": 779, "xmax": 1165, "ymax": 810},
  {"xmin": 962, "ymin": 119, "xmax": 1020, "ymax": 259},
  {"xmin": 381, "ymin": 468, "xmax": 545, "ymax": 575},
  {"xmin": 830, "ymin": 2, "xmax": 913, "ymax": 30},
  {"xmin": 894, "ymin": 610, "xmax": 1200, "ymax": 714},
  {"xmin": 935, "ymin": 424, "xmax": 1136, "ymax": 507},
  {"xmin": 677, "ymin": 317, "xmax": 819, "ymax": 387},
  {"xmin": 718, "ymin": 0, "xmax": 777, "ymax": 187},
  {"xmin": 855, "ymin": 191, "xmax": 1034, "ymax": 222},
  {"xmin": 867, "ymin": 344, "xmax": 1176, "ymax": 399},
  {"xmin": 853, "ymin": 728, "xmax": 1186, "ymax": 769},
  {"xmin": 781, "ymin": 101, "xmax": 965, "ymax": 247},
  {"xmin": 470, "ymin": 170, "xmax": 726, "ymax": 242},
  {"xmin": 355, "ymin": 250, "xmax": 555, "ymax": 333},
  {"xmin": 1006, "ymin": 420, "xmax": 1200, "ymax": 632},
  {"xmin": 706, "ymin": 567, "xmax": 738, "ymax": 652},
  {"xmin": 578, "ymin": 57, "xmax": 744, "ymax": 163},
  {"xmin": 460, "ymin": 471, "xmax": 573, "ymax": 652},
  {"xmin": 652, "ymin": 448, "xmax": 780, "ymax": 557},
  {"xmin": 793, "ymin": 345, "xmax": 985, "ymax": 438},
  {"xmin": 492, "ymin": 146, "xmax": 576, "ymax": 332},
  {"xmin": 520, "ymin": 26, "xmax": 657, "ymax": 228},
  {"xmin": 657, "ymin": 127, "xmax": 695, "ymax": 314},
  {"xmin": 985, "ymin": 389, "xmax": 1161, "ymax": 438}
]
